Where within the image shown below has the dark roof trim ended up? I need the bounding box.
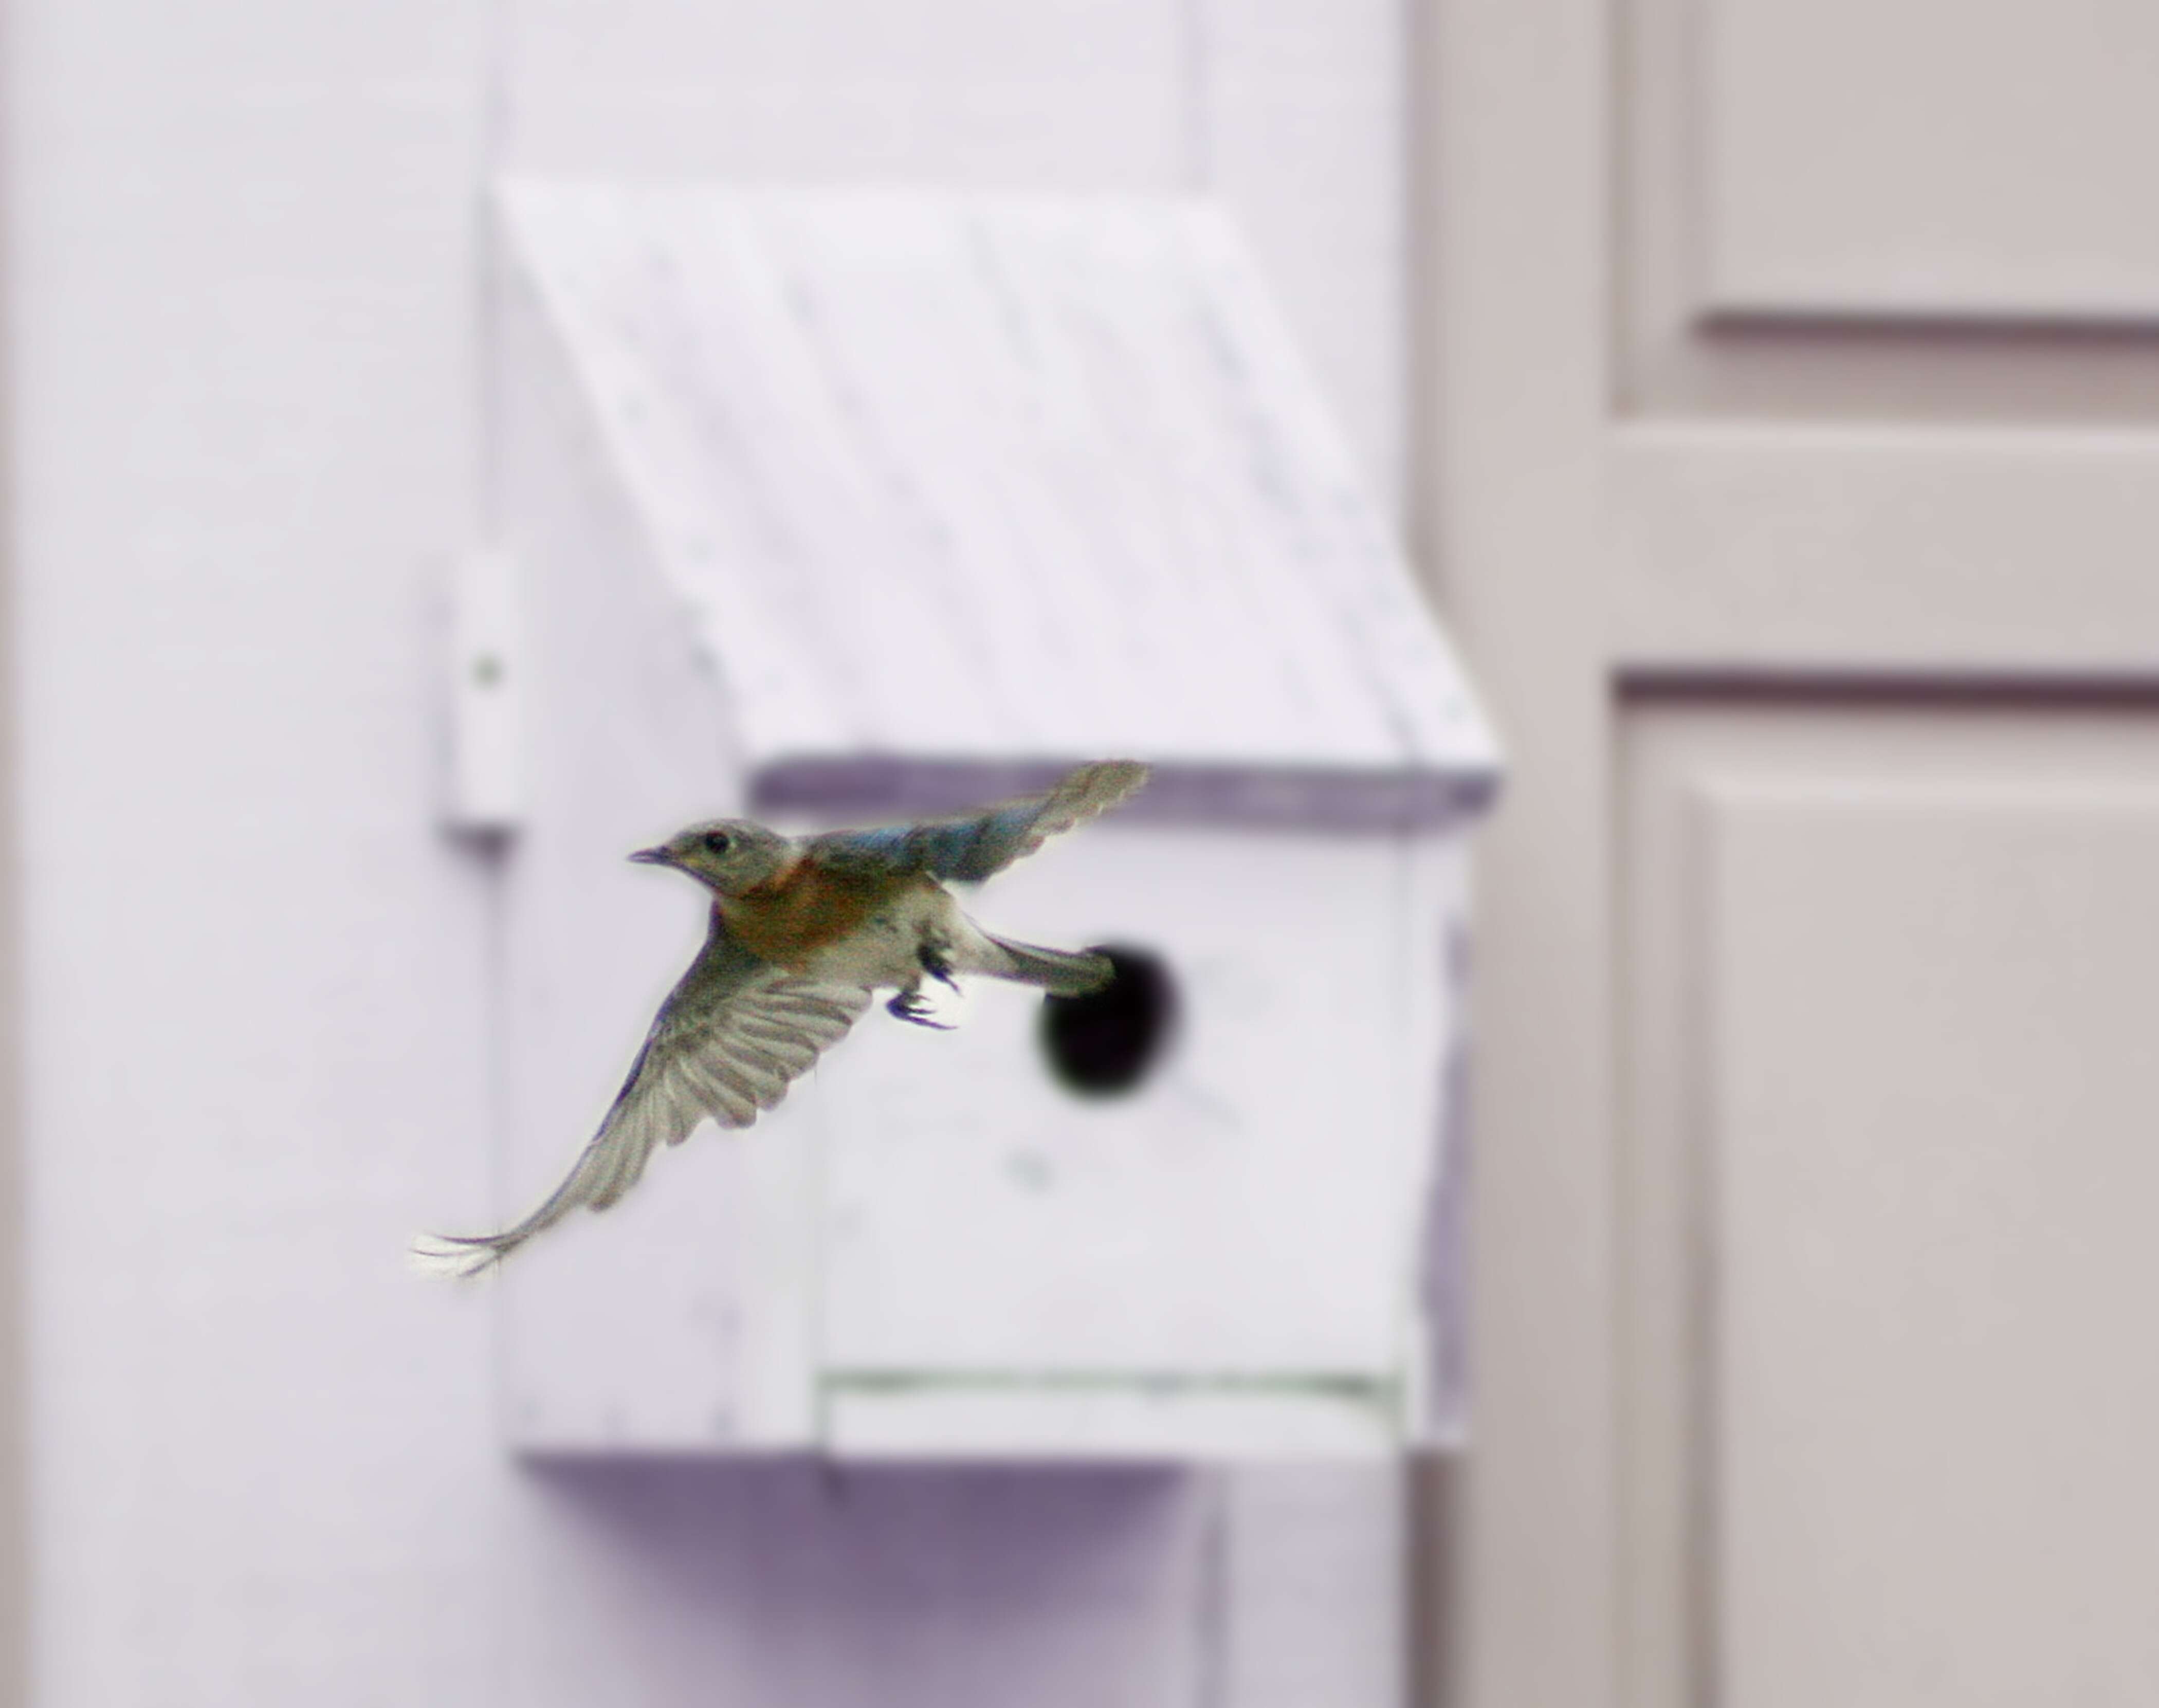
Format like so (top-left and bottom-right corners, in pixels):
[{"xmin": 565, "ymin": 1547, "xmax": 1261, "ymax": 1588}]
[{"xmin": 751, "ymin": 756, "xmax": 1501, "ymax": 834}]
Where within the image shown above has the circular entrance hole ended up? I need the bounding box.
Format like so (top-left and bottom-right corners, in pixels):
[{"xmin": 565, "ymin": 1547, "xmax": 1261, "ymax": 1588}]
[{"xmin": 1037, "ymin": 944, "xmax": 1179, "ymax": 1098}]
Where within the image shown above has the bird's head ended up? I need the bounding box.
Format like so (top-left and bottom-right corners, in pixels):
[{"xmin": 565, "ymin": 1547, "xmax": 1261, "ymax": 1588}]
[{"xmin": 629, "ymin": 819, "xmax": 794, "ymax": 897}]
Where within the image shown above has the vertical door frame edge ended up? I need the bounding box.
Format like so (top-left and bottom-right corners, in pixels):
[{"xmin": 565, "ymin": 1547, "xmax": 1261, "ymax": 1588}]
[{"xmin": 1410, "ymin": 0, "xmax": 1623, "ymax": 1702}]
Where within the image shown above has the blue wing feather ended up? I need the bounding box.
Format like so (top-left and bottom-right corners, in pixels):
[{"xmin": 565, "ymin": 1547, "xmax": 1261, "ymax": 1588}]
[
  {"xmin": 804, "ymin": 762, "xmax": 1149, "ymax": 885},
  {"xmin": 811, "ymin": 801, "xmax": 1040, "ymax": 884}
]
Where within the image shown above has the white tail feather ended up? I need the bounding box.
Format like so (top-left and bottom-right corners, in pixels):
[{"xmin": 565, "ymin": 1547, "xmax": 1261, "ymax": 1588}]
[{"xmin": 408, "ymin": 1232, "xmax": 509, "ymax": 1281}]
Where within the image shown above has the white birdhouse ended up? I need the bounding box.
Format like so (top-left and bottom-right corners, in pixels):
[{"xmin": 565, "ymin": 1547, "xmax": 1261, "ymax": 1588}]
[{"xmin": 460, "ymin": 184, "xmax": 1501, "ymax": 1461}]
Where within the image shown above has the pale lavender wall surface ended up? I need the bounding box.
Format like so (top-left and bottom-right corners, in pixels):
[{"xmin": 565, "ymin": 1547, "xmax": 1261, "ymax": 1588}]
[{"xmin": 8, "ymin": 0, "xmax": 1418, "ymax": 1702}]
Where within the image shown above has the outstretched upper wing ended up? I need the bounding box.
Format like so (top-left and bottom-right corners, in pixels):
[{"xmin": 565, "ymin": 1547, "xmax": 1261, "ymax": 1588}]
[
  {"xmin": 809, "ymin": 759, "xmax": 1150, "ymax": 884},
  {"xmin": 414, "ymin": 916, "xmax": 870, "ymax": 1277}
]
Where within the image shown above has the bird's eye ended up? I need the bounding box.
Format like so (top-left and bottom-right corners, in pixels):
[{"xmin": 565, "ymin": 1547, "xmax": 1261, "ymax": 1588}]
[{"xmin": 702, "ymin": 831, "xmax": 732, "ymax": 856}]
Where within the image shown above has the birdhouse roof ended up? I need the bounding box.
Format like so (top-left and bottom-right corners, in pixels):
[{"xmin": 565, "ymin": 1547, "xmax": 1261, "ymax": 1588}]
[{"xmin": 506, "ymin": 185, "xmax": 1499, "ymax": 827}]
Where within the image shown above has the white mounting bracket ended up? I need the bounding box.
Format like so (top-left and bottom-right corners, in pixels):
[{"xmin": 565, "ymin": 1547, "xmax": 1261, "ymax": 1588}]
[{"xmin": 446, "ymin": 549, "xmax": 525, "ymax": 834}]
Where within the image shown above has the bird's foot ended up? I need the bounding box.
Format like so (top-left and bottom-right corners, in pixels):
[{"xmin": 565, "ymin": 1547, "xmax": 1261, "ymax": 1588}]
[
  {"xmin": 918, "ymin": 944, "xmax": 960, "ymax": 990},
  {"xmin": 887, "ymin": 989, "xmax": 955, "ymax": 1030}
]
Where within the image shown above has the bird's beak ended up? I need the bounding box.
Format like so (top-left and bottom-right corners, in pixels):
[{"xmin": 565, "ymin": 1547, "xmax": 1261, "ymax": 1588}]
[{"xmin": 628, "ymin": 846, "xmax": 673, "ymax": 867}]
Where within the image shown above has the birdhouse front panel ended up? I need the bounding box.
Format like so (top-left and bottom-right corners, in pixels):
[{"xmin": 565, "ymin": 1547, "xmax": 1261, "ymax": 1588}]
[
  {"xmin": 812, "ymin": 824, "xmax": 1429, "ymax": 1362},
  {"xmin": 812, "ymin": 819, "xmax": 1462, "ymax": 1456},
  {"xmin": 487, "ymin": 182, "xmax": 1498, "ymax": 1460}
]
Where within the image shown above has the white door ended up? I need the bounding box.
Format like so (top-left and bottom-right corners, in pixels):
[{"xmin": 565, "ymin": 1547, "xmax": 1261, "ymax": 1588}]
[{"xmin": 1419, "ymin": 0, "xmax": 2159, "ymax": 1703}]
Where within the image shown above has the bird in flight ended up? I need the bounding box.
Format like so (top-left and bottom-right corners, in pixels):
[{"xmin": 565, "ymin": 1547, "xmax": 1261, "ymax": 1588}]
[{"xmin": 414, "ymin": 759, "xmax": 1150, "ymax": 1277}]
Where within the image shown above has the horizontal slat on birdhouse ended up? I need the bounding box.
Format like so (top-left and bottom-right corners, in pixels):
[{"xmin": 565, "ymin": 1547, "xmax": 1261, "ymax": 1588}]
[{"xmin": 503, "ymin": 184, "xmax": 1499, "ymax": 824}]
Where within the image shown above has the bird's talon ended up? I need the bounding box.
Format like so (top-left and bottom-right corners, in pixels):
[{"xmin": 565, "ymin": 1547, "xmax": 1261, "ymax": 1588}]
[
  {"xmin": 919, "ymin": 945, "xmax": 960, "ymax": 990},
  {"xmin": 887, "ymin": 991, "xmax": 955, "ymax": 1030}
]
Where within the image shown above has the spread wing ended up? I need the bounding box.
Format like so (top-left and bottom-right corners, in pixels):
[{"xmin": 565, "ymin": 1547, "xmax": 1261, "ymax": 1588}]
[
  {"xmin": 413, "ymin": 917, "xmax": 870, "ymax": 1278},
  {"xmin": 809, "ymin": 759, "xmax": 1149, "ymax": 884}
]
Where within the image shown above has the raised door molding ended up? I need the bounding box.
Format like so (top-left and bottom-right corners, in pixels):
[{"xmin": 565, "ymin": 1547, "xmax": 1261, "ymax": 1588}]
[{"xmin": 1623, "ymin": 698, "xmax": 2159, "ymax": 1708}]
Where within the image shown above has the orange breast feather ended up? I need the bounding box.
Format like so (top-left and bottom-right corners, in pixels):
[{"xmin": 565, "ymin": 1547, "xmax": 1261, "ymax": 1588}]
[{"xmin": 722, "ymin": 861, "xmax": 892, "ymax": 971}]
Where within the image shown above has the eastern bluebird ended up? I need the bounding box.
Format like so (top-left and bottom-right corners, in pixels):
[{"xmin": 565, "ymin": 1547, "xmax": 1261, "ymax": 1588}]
[{"xmin": 414, "ymin": 760, "xmax": 1149, "ymax": 1275}]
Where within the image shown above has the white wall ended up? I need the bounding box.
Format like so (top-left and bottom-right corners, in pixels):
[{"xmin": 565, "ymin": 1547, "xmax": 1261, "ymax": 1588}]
[{"xmin": 7, "ymin": 1, "xmax": 1411, "ymax": 1702}]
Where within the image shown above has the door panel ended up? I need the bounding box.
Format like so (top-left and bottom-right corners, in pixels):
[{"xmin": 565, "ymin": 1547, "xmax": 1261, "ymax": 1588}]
[
  {"xmin": 1611, "ymin": 429, "xmax": 2159, "ymax": 670},
  {"xmin": 1622, "ymin": 0, "xmax": 2159, "ymax": 425},
  {"xmin": 1700, "ymin": 0, "xmax": 2159, "ymax": 322},
  {"xmin": 1421, "ymin": 0, "xmax": 2159, "ymax": 1701},
  {"xmin": 1623, "ymin": 701, "xmax": 2159, "ymax": 1707},
  {"xmin": 1614, "ymin": 0, "xmax": 2159, "ymax": 669}
]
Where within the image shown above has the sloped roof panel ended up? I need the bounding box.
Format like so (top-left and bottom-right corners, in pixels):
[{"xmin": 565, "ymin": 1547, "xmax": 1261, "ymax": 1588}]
[{"xmin": 507, "ymin": 184, "xmax": 1499, "ymax": 799}]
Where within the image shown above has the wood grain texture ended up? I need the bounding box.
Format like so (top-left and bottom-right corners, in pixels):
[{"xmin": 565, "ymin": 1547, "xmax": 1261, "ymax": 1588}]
[{"xmin": 504, "ymin": 186, "xmax": 1494, "ymax": 780}]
